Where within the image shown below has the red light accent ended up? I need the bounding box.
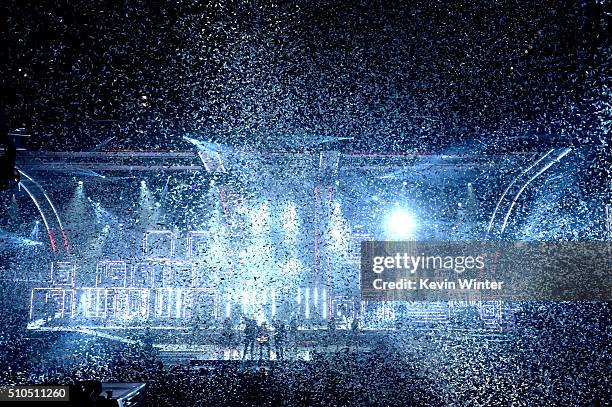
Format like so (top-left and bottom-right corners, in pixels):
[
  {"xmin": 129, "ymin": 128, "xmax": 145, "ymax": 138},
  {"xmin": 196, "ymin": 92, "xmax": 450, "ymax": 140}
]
[
  {"xmin": 61, "ymin": 229, "xmax": 70, "ymax": 254},
  {"xmin": 47, "ymin": 229, "xmax": 57, "ymax": 253}
]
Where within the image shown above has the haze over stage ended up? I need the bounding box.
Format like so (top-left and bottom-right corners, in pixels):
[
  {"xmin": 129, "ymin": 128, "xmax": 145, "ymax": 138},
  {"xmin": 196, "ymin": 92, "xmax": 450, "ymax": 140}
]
[{"xmin": 0, "ymin": 1, "xmax": 609, "ymax": 406}]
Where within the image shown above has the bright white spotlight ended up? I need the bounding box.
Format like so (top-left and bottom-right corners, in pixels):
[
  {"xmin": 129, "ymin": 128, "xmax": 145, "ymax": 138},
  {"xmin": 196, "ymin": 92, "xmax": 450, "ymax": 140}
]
[{"xmin": 386, "ymin": 209, "xmax": 416, "ymax": 237}]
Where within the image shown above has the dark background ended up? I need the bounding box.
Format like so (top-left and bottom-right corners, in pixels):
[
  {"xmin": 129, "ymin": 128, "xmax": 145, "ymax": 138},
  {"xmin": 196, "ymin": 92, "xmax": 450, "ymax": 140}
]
[{"xmin": 0, "ymin": 0, "xmax": 608, "ymax": 152}]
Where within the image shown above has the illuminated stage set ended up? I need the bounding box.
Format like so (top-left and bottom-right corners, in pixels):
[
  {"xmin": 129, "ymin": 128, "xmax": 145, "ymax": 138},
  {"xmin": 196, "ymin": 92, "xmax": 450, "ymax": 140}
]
[{"xmin": 14, "ymin": 143, "xmax": 578, "ymax": 335}]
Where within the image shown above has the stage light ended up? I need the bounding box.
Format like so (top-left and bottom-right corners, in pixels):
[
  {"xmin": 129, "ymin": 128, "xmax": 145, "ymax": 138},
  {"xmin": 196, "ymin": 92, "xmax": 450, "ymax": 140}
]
[{"xmin": 385, "ymin": 209, "xmax": 416, "ymax": 238}]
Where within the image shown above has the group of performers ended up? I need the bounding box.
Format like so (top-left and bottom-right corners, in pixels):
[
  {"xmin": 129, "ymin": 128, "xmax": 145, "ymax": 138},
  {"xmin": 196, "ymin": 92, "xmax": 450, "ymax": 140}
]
[{"xmin": 219, "ymin": 315, "xmax": 292, "ymax": 360}]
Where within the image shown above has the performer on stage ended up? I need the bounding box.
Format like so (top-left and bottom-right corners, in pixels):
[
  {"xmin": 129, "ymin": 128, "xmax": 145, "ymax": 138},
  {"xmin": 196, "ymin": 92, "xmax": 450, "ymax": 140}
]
[
  {"xmin": 273, "ymin": 319, "xmax": 286, "ymax": 360},
  {"xmin": 257, "ymin": 321, "xmax": 271, "ymax": 361},
  {"xmin": 327, "ymin": 316, "xmax": 338, "ymax": 350},
  {"xmin": 221, "ymin": 317, "xmax": 234, "ymax": 349},
  {"xmin": 242, "ymin": 315, "xmax": 257, "ymax": 360},
  {"xmin": 351, "ymin": 316, "xmax": 360, "ymax": 352}
]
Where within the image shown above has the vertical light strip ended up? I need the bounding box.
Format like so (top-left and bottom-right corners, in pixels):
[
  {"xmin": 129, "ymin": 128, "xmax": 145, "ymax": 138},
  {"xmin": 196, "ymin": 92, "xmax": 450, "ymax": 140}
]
[
  {"xmin": 242, "ymin": 290, "xmax": 247, "ymax": 314},
  {"xmin": 305, "ymin": 288, "xmax": 310, "ymax": 319},
  {"xmin": 176, "ymin": 288, "xmax": 182, "ymax": 317},
  {"xmin": 29, "ymin": 290, "xmax": 35, "ymax": 320},
  {"xmin": 271, "ymin": 288, "xmax": 276, "ymax": 318},
  {"xmin": 322, "ymin": 288, "xmax": 327, "ymax": 319},
  {"xmin": 226, "ymin": 291, "xmax": 231, "ymax": 319}
]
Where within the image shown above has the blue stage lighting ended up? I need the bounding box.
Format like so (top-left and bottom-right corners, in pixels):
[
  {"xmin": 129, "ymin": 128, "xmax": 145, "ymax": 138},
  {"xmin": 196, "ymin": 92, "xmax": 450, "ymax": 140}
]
[{"xmin": 385, "ymin": 209, "xmax": 416, "ymax": 237}]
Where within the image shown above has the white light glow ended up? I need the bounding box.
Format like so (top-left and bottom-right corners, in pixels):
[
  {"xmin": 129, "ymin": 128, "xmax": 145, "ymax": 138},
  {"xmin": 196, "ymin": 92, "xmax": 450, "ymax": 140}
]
[
  {"xmin": 386, "ymin": 209, "xmax": 417, "ymax": 237},
  {"xmin": 322, "ymin": 288, "xmax": 327, "ymax": 319}
]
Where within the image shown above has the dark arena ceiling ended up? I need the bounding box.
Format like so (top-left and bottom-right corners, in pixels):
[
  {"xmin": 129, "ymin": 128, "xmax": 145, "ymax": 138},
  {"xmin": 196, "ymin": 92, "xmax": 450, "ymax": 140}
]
[{"xmin": 0, "ymin": 0, "xmax": 609, "ymax": 152}]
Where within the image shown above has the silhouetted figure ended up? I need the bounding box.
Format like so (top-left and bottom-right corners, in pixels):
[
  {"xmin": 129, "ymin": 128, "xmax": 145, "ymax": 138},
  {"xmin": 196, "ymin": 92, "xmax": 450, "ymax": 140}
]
[
  {"xmin": 143, "ymin": 327, "xmax": 155, "ymax": 357},
  {"xmin": 242, "ymin": 315, "xmax": 257, "ymax": 360},
  {"xmin": 351, "ymin": 316, "xmax": 359, "ymax": 332},
  {"xmin": 327, "ymin": 316, "xmax": 338, "ymax": 349},
  {"xmin": 289, "ymin": 316, "xmax": 299, "ymax": 340},
  {"xmin": 288, "ymin": 316, "xmax": 301, "ymax": 356},
  {"xmin": 351, "ymin": 316, "xmax": 360, "ymax": 351},
  {"xmin": 221, "ymin": 317, "xmax": 234, "ymax": 349},
  {"xmin": 257, "ymin": 322, "xmax": 271, "ymax": 360},
  {"xmin": 273, "ymin": 319, "xmax": 286, "ymax": 360}
]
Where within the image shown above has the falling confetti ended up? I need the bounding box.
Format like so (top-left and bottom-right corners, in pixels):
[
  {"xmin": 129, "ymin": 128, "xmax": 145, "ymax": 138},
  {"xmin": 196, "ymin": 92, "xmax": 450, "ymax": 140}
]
[{"xmin": 0, "ymin": 1, "xmax": 609, "ymax": 406}]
